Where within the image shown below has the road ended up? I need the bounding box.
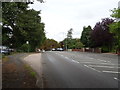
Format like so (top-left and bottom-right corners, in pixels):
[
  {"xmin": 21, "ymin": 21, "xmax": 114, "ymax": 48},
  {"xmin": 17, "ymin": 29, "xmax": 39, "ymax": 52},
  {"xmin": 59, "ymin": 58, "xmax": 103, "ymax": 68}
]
[{"xmin": 41, "ymin": 51, "xmax": 119, "ymax": 88}]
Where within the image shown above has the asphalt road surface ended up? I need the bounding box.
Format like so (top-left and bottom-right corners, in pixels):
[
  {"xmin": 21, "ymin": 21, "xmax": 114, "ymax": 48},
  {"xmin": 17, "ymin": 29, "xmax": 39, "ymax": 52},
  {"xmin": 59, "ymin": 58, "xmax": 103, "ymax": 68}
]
[{"xmin": 41, "ymin": 51, "xmax": 119, "ymax": 88}]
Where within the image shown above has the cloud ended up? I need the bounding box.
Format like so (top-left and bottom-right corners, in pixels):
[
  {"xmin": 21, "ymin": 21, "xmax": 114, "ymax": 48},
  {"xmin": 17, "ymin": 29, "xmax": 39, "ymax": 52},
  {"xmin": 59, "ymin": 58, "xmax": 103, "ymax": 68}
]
[{"xmin": 29, "ymin": 0, "xmax": 119, "ymax": 41}]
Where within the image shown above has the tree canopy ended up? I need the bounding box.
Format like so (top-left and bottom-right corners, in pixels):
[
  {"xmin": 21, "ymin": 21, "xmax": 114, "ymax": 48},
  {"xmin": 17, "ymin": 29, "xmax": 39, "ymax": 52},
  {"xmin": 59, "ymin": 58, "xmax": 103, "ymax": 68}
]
[
  {"xmin": 109, "ymin": 8, "xmax": 120, "ymax": 52},
  {"xmin": 91, "ymin": 18, "xmax": 114, "ymax": 52},
  {"xmin": 67, "ymin": 28, "xmax": 73, "ymax": 39},
  {"xmin": 40, "ymin": 39, "xmax": 60, "ymax": 50},
  {"xmin": 62, "ymin": 38, "xmax": 83, "ymax": 49},
  {"xmin": 80, "ymin": 25, "xmax": 92, "ymax": 47},
  {"xmin": 2, "ymin": 2, "xmax": 46, "ymax": 52}
]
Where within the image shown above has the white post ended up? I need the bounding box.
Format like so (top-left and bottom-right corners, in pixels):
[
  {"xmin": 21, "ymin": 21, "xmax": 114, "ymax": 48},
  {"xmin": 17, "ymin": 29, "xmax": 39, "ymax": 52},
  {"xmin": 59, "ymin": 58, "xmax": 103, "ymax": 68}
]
[{"xmin": 26, "ymin": 41, "xmax": 29, "ymax": 53}]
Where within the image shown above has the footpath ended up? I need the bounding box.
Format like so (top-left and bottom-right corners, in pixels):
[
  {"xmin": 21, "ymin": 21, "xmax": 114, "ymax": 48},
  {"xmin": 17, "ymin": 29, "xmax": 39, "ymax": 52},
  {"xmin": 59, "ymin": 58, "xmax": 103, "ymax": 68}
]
[
  {"xmin": 23, "ymin": 53, "xmax": 43, "ymax": 88},
  {"xmin": 2, "ymin": 53, "xmax": 39, "ymax": 88}
]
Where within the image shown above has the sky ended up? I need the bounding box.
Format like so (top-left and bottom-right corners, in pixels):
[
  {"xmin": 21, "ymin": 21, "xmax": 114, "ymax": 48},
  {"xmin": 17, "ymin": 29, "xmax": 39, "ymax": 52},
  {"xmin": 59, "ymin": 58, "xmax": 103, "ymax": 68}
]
[{"xmin": 29, "ymin": 0, "xmax": 119, "ymax": 42}]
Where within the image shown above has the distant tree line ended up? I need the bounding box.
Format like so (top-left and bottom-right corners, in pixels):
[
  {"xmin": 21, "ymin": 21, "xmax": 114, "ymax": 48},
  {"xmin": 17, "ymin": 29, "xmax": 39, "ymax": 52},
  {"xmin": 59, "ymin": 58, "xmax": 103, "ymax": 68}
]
[{"xmin": 40, "ymin": 39, "xmax": 60, "ymax": 51}]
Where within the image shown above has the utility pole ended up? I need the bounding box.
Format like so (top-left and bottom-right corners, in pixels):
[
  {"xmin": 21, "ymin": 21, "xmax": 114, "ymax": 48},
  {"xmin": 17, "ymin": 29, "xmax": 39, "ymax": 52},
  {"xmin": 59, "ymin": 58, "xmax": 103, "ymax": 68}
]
[
  {"xmin": 66, "ymin": 39, "xmax": 67, "ymax": 50},
  {"xmin": 66, "ymin": 33, "xmax": 68, "ymax": 51}
]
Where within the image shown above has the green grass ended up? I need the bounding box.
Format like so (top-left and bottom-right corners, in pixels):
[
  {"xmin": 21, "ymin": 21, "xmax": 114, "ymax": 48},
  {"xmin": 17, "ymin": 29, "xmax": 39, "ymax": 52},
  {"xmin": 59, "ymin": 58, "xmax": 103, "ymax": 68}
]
[
  {"xmin": 24, "ymin": 64, "xmax": 37, "ymax": 77},
  {"xmin": 30, "ymin": 71, "xmax": 36, "ymax": 77}
]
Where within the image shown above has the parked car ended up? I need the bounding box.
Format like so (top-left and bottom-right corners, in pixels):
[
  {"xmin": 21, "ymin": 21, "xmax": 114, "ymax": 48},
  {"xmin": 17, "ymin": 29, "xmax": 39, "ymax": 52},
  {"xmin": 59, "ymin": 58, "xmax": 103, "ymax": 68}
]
[
  {"xmin": 41, "ymin": 50, "xmax": 45, "ymax": 53},
  {"xmin": 0, "ymin": 46, "xmax": 10, "ymax": 55},
  {"xmin": 52, "ymin": 48, "xmax": 55, "ymax": 51},
  {"xmin": 56, "ymin": 48, "xmax": 64, "ymax": 51},
  {"xmin": 0, "ymin": 49, "xmax": 10, "ymax": 54}
]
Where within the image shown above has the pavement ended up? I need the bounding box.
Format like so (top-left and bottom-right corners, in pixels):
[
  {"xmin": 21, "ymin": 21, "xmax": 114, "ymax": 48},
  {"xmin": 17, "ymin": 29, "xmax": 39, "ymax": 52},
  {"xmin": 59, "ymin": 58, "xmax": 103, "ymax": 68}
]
[{"xmin": 23, "ymin": 53, "xmax": 43, "ymax": 88}]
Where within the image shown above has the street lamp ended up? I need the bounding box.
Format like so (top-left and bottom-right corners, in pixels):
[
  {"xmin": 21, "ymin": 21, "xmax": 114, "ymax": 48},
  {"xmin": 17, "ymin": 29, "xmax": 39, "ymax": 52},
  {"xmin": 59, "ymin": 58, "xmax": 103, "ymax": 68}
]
[{"xmin": 26, "ymin": 41, "xmax": 29, "ymax": 53}]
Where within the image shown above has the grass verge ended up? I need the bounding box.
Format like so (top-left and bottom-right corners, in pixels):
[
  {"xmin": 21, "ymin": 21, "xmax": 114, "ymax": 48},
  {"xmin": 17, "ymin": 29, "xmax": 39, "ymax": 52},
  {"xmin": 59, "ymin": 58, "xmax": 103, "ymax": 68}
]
[{"xmin": 24, "ymin": 64, "xmax": 37, "ymax": 78}]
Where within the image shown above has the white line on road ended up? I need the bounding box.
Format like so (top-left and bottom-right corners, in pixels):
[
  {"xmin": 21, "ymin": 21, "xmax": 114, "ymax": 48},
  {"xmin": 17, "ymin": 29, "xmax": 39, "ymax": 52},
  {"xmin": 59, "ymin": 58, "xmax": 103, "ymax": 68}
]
[
  {"xmin": 65, "ymin": 57, "xmax": 69, "ymax": 59},
  {"xmin": 61, "ymin": 55, "xmax": 64, "ymax": 57},
  {"xmin": 84, "ymin": 65, "xmax": 101, "ymax": 72},
  {"xmin": 102, "ymin": 71, "xmax": 120, "ymax": 74},
  {"xmin": 88, "ymin": 65, "xmax": 120, "ymax": 68},
  {"xmin": 97, "ymin": 59, "xmax": 111, "ymax": 63},
  {"xmin": 89, "ymin": 57, "xmax": 111, "ymax": 63},
  {"xmin": 114, "ymin": 77, "xmax": 120, "ymax": 81},
  {"xmin": 89, "ymin": 58, "xmax": 94, "ymax": 59},
  {"xmin": 72, "ymin": 60, "xmax": 79, "ymax": 63},
  {"xmin": 80, "ymin": 62, "xmax": 115, "ymax": 65}
]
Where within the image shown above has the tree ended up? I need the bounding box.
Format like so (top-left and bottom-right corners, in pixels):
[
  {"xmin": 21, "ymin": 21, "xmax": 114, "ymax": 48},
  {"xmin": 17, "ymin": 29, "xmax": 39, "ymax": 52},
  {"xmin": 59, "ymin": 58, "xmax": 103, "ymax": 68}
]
[
  {"xmin": 40, "ymin": 39, "xmax": 60, "ymax": 50},
  {"xmin": 75, "ymin": 41, "xmax": 84, "ymax": 49},
  {"xmin": 91, "ymin": 18, "xmax": 114, "ymax": 52},
  {"xmin": 80, "ymin": 25, "xmax": 92, "ymax": 47},
  {"xmin": 62, "ymin": 38, "xmax": 83, "ymax": 49},
  {"xmin": 15, "ymin": 9, "xmax": 46, "ymax": 51},
  {"xmin": 67, "ymin": 28, "xmax": 73, "ymax": 39},
  {"xmin": 1, "ymin": 0, "xmax": 44, "ymax": 3},
  {"xmin": 2, "ymin": 2, "xmax": 28, "ymax": 47},
  {"xmin": 109, "ymin": 8, "xmax": 120, "ymax": 53},
  {"xmin": 2, "ymin": 2, "xmax": 46, "ymax": 52}
]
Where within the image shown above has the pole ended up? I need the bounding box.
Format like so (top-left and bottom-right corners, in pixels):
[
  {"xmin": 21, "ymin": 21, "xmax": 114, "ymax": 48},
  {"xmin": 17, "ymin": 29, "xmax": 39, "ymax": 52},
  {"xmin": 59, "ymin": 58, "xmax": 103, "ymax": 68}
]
[
  {"xmin": 26, "ymin": 41, "xmax": 29, "ymax": 53},
  {"xmin": 66, "ymin": 36, "xmax": 67, "ymax": 51}
]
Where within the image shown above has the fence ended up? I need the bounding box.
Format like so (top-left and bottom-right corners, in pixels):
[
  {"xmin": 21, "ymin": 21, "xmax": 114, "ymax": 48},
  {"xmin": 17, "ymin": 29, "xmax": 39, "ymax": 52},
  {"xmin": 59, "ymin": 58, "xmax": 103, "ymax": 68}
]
[{"xmin": 72, "ymin": 48, "xmax": 101, "ymax": 53}]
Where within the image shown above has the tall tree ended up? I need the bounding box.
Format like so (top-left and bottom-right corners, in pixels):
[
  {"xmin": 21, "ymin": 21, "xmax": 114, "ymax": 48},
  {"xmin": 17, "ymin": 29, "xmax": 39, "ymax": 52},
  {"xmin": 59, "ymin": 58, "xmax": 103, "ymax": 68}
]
[
  {"xmin": 67, "ymin": 28, "xmax": 73, "ymax": 39},
  {"xmin": 62, "ymin": 38, "xmax": 83, "ymax": 49},
  {"xmin": 2, "ymin": 2, "xmax": 46, "ymax": 51},
  {"xmin": 80, "ymin": 25, "xmax": 92, "ymax": 47},
  {"xmin": 109, "ymin": 8, "xmax": 120, "ymax": 53},
  {"xmin": 91, "ymin": 18, "xmax": 114, "ymax": 52},
  {"xmin": 2, "ymin": 2, "xmax": 28, "ymax": 47}
]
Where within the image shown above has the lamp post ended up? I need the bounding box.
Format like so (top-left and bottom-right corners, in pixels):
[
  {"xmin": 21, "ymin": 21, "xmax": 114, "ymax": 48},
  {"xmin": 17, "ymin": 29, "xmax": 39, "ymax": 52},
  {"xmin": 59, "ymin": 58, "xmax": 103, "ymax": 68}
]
[{"xmin": 26, "ymin": 41, "xmax": 29, "ymax": 53}]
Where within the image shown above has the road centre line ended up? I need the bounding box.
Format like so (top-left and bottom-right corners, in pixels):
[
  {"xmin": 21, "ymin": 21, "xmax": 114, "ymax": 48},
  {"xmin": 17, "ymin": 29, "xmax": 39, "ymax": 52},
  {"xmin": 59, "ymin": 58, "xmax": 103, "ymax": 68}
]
[
  {"xmin": 84, "ymin": 65, "xmax": 101, "ymax": 72},
  {"xmin": 102, "ymin": 71, "xmax": 120, "ymax": 74},
  {"xmin": 88, "ymin": 65, "xmax": 120, "ymax": 68}
]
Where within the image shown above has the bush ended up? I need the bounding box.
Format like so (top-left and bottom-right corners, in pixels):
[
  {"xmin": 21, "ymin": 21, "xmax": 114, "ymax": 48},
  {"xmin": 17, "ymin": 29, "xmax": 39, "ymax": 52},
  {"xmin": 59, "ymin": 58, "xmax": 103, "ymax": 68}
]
[
  {"xmin": 101, "ymin": 46, "xmax": 109, "ymax": 53},
  {"xmin": 20, "ymin": 44, "xmax": 29, "ymax": 52}
]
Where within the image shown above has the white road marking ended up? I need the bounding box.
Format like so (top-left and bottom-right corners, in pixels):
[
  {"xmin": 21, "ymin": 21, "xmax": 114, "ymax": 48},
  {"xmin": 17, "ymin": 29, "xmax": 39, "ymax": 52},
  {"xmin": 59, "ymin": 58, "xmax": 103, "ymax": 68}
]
[
  {"xmin": 84, "ymin": 65, "xmax": 101, "ymax": 72},
  {"xmin": 65, "ymin": 57, "xmax": 69, "ymax": 59},
  {"xmin": 72, "ymin": 60, "xmax": 79, "ymax": 63},
  {"xmin": 89, "ymin": 58, "xmax": 94, "ymax": 59},
  {"xmin": 114, "ymin": 77, "xmax": 120, "ymax": 81},
  {"xmin": 61, "ymin": 55, "xmax": 64, "ymax": 56},
  {"xmin": 88, "ymin": 65, "xmax": 120, "ymax": 68},
  {"xmin": 80, "ymin": 62, "xmax": 115, "ymax": 65},
  {"xmin": 97, "ymin": 59, "xmax": 111, "ymax": 63},
  {"xmin": 90, "ymin": 57, "xmax": 111, "ymax": 62},
  {"xmin": 102, "ymin": 71, "xmax": 120, "ymax": 74},
  {"xmin": 89, "ymin": 57, "xmax": 111, "ymax": 63}
]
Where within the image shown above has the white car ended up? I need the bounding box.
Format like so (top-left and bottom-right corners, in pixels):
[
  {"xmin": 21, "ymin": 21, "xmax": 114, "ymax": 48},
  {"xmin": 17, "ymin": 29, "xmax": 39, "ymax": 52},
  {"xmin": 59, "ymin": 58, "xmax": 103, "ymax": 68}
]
[{"xmin": 42, "ymin": 50, "xmax": 45, "ymax": 53}]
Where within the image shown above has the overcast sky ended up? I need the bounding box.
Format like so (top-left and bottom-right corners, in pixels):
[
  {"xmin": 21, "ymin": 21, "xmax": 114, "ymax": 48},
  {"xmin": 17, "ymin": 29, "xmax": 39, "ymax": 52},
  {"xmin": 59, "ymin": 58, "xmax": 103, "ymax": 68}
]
[{"xmin": 29, "ymin": 0, "xmax": 119, "ymax": 42}]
